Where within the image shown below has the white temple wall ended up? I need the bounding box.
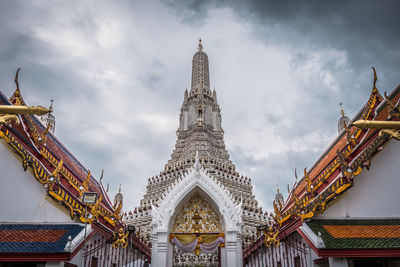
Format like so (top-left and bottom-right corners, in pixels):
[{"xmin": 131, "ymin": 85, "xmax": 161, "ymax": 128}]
[
  {"xmin": 0, "ymin": 142, "xmax": 71, "ymax": 222},
  {"xmin": 318, "ymin": 139, "xmax": 400, "ymax": 219}
]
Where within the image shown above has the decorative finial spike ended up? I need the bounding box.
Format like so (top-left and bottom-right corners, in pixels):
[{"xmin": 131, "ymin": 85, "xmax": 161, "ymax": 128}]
[
  {"xmin": 14, "ymin": 68, "xmax": 21, "ymax": 93},
  {"xmin": 198, "ymin": 38, "xmax": 203, "ymax": 51},
  {"xmin": 119, "ymin": 184, "xmax": 122, "ymax": 193},
  {"xmin": 100, "ymin": 169, "xmax": 104, "ymax": 182},
  {"xmin": 276, "ymin": 184, "xmax": 280, "ymax": 194},
  {"xmin": 372, "ymin": 66, "xmax": 379, "ymax": 94}
]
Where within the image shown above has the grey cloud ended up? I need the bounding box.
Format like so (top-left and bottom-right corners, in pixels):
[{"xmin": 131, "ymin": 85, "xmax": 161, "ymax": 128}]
[
  {"xmin": 1, "ymin": 0, "xmax": 398, "ymax": 213},
  {"xmin": 165, "ymin": 0, "xmax": 400, "ymax": 94},
  {"xmin": 230, "ymin": 145, "xmax": 321, "ymax": 211}
]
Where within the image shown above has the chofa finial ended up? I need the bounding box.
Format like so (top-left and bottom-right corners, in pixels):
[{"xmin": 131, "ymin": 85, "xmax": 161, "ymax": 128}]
[
  {"xmin": 14, "ymin": 68, "xmax": 21, "ymax": 94},
  {"xmin": 198, "ymin": 38, "xmax": 203, "ymax": 51},
  {"xmin": 372, "ymin": 66, "xmax": 379, "ymax": 94}
]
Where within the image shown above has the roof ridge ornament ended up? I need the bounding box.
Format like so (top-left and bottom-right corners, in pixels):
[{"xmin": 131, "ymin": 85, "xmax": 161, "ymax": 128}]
[
  {"xmin": 372, "ymin": 66, "xmax": 379, "ymax": 95},
  {"xmin": 14, "ymin": 68, "xmax": 21, "ymax": 97}
]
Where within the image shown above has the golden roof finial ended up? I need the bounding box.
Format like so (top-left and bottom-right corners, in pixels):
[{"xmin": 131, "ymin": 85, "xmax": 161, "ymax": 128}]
[
  {"xmin": 198, "ymin": 38, "xmax": 203, "ymax": 51},
  {"xmin": 340, "ymin": 103, "xmax": 345, "ymax": 117},
  {"xmin": 372, "ymin": 66, "xmax": 379, "ymax": 95},
  {"xmin": 14, "ymin": 68, "xmax": 21, "ymax": 96},
  {"xmin": 276, "ymin": 184, "xmax": 280, "ymax": 194}
]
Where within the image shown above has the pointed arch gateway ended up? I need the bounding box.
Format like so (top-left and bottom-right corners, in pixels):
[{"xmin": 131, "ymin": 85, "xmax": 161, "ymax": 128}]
[{"xmin": 151, "ymin": 158, "xmax": 243, "ymax": 267}]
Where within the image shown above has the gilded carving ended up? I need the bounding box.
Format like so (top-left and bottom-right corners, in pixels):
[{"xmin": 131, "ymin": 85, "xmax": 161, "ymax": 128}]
[
  {"xmin": 171, "ymin": 193, "xmax": 223, "ymax": 234},
  {"xmin": 0, "ymin": 128, "xmax": 120, "ymax": 227},
  {"xmin": 113, "ymin": 227, "xmax": 129, "ymax": 249},
  {"xmin": 264, "ymin": 227, "xmax": 279, "ymax": 247},
  {"xmin": 79, "ymin": 171, "xmax": 91, "ymax": 197}
]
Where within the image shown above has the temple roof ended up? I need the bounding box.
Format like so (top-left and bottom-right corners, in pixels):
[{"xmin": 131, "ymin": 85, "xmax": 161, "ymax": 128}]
[
  {"xmin": 275, "ymin": 69, "xmax": 400, "ymax": 232},
  {"xmin": 306, "ymin": 218, "xmax": 400, "ymax": 249},
  {"xmin": 0, "ymin": 223, "xmax": 84, "ymax": 253},
  {"xmin": 0, "ymin": 75, "xmax": 123, "ymax": 234}
]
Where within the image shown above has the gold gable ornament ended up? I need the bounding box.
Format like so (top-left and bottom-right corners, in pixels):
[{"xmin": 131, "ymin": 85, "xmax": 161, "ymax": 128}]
[
  {"xmin": 171, "ymin": 193, "xmax": 223, "ymax": 234},
  {"xmin": 113, "ymin": 227, "xmax": 129, "ymax": 249},
  {"xmin": 264, "ymin": 226, "xmax": 280, "ymax": 248}
]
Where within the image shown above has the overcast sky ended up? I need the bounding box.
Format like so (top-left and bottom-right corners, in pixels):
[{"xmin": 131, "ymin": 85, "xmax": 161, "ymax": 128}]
[{"xmin": 0, "ymin": 0, "xmax": 399, "ymax": 213}]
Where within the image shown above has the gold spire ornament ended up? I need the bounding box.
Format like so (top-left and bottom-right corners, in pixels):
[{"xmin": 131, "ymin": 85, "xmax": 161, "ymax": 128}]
[
  {"xmin": 198, "ymin": 38, "xmax": 203, "ymax": 51},
  {"xmin": 340, "ymin": 103, "xmax": 345, "ymax": 117}
]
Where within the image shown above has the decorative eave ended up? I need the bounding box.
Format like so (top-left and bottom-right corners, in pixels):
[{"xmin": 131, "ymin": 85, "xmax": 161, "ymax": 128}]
[
  {"xmin": 0, "ymin": 79, "xmax": 123, "ymax": 233},
  {"xmin": 275, "ymin": 68, "xmax": 400, "ymax": 229},
  {"xmin": 297, "ymin": 218, "xmax": 400, "ymax": 257}
]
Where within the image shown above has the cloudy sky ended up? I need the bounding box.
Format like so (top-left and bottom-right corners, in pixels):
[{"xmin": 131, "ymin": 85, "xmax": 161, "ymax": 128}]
[{"xmin": 0, "ymin": 0, "xmax": 399, "ymax": 213}]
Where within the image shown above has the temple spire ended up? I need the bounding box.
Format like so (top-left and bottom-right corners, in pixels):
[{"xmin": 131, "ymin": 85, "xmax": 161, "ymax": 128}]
[{"xmin": 191, "ymin": 39, "xmax": 210, "ymax": 94}]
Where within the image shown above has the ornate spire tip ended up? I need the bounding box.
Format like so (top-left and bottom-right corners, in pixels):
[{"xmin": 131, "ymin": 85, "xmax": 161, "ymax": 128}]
[
  {"xmin": 340, "ymin": 103, "xmax": 345, "ymax": 117},
  {"xmin": 198, "ymin": 38, "xmax": 203, "ymax": 51}
]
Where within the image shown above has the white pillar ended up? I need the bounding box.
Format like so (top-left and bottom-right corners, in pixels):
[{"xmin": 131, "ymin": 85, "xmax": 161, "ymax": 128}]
[
  {"xmin": 151, "ymin": 233, "xmax": 158, "ymax": 266},
  {"xmin": 236, "ymin": 232, "xmax": 243, "ymax": 266},
  {"xmin": 45, "ymin": 262, "xmax": 64, "ymax": 267},
  {"xmin": 225, "ymin": 230, "xmax": 243, "ymax": 267},
  {"xmin": 153, "ymin": 231, "xmax": 169, "ymax": 267},
  {"xmin": 167, "ymin": 241, "xmax": 174, "ymax": 267},
  {"xmin": 329, "ymin": 257, "xmax": 349, "ymax": 267},
  {"xmin": 220, "ymin": 246, "xmax": 227, "ymax": 267}
]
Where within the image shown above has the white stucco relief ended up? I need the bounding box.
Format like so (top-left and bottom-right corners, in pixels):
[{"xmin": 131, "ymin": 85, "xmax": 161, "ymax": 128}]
[
  {"xmin": 151, "ymin": 152, "xmax": 243, "ymax": 267},
  {"xmin": 152, "ymin": 152, "xmax": 242, "ymax": 233}
]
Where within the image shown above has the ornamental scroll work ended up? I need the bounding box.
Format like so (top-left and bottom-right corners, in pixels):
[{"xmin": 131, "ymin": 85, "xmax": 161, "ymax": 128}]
[{"xmin": 171, "ymin": 193, "xmax": 223, "ymax": 234}]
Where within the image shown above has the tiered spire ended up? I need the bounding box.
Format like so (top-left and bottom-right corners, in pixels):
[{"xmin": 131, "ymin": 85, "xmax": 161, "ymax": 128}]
[
  {"xmin": 166, "ymin": 40, "xmax": 233, "ymax": 171},
  {"xmin": 191, "ymin": 39, "xmax": 211, "ymax": 96}
]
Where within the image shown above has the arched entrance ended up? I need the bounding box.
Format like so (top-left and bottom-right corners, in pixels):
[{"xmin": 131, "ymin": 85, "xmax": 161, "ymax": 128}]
[
  {"xmin": 151, "ymin": 157, "xmax": 243, "ymax": 267},
  {"xmin": 170, "ymin": 192, "xmax": 224, "ymax": 266}
]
